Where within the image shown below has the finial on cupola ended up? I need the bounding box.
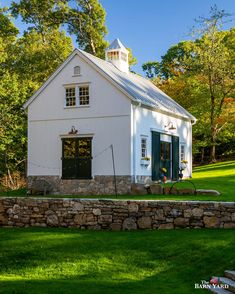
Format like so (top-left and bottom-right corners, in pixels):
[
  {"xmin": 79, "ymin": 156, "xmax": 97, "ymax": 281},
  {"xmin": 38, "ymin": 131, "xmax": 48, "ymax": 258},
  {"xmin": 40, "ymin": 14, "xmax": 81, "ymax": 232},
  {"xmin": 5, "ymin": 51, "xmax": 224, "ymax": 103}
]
[{"xmin": 105, "ymin": 38, "xmax": 129, "ymax": 73}]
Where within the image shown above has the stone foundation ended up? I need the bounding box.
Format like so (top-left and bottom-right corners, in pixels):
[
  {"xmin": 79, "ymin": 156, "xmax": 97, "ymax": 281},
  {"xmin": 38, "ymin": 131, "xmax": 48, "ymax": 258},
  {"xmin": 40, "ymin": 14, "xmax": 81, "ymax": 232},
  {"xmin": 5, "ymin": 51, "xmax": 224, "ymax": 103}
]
[
  {"xmin": 27, "ymin": 176, "xmax": 132, "ymax": 195},
  {"xmin": 0, "ymin": 198, "xmax": 234, "ymax": 230}
]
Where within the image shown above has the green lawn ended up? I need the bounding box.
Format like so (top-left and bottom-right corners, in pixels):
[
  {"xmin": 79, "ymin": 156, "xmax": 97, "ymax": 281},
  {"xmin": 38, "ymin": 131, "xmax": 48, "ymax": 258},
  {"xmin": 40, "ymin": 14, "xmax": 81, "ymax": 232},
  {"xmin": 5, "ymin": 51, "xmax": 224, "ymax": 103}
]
[
  {"xmin": 1, "ymin": 160, "xmax": 235, "ymax": 201},
  {"xmin": 0, "ymin": 228, "xmax": 234, "ymax": 294}
]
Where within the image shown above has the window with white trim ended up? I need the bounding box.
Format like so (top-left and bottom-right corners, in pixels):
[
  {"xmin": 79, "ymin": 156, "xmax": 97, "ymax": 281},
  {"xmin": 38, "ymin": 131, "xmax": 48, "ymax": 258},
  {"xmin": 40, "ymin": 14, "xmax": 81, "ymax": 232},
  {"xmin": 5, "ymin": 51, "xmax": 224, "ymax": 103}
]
[
  {"xmin": 79, "ymin": 86, "xmax": 89, "ymax": 105},
  {"xmin": 65, "ymin": 87, "xmax": 76, "ymax": 107},
  {"xmin": 141, "ymin": 137, "xmax": 147, "ymax": 158},
  {"xmin": 74, "ymin": 66, "xmax": 80, "ymax": 76},
  {"xmin": 180, "ymin": 144, "xmax": 185, "ymax": 162},
  {"xmin": 65, "ymin": 85, "xmax": 90, "ymax": 107}
]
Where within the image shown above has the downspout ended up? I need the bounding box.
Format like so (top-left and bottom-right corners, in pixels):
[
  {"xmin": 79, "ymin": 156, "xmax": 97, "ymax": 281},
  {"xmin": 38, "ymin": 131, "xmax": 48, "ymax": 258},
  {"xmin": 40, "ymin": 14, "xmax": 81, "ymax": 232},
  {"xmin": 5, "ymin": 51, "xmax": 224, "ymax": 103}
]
[{"xmin": 132, "ymin": 102, "xmax": 141, "ymax": 183}]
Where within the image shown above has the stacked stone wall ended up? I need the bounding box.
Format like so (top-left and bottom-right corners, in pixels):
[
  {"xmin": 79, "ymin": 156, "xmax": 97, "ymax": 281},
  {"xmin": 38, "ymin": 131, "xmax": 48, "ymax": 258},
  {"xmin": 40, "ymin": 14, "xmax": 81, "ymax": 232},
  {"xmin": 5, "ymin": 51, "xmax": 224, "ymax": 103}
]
[
  {"xmin": 28, "ymin": 176, "xmax": 132, "ymax": 195},
  {"xmin": 0, "ymin": 198, "xmax": 234, "ymax": 230}
]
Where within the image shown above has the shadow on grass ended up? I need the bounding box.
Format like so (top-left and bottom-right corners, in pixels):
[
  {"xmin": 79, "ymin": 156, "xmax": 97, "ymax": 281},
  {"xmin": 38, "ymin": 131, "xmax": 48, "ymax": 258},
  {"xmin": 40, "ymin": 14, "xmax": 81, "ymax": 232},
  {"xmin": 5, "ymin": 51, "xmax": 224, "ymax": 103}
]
[
  {"xmin": 0, "ymin": 229, "xmax": 235, "ymax": 294},
  {"xmin": 193, "ymin": 161, "xmax": 235, "ymax": 173}
]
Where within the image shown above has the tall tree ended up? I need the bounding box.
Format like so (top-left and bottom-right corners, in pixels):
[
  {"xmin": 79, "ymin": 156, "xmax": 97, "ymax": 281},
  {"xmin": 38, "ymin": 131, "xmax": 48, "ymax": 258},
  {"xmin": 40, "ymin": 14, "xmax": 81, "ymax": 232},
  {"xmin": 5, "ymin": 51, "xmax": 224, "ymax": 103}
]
[
  {"xmin": 10, "ymin": 0, "xmax": 68, "ymax": 42},
  {"xmin": 14, "ymin": 29, "xmax": 73, "ymax": 87},
  {"xmin": 0, "ymin": 9, "xmax": 73, "ymax": 186},
  {"xmin": 11, "ymin": 0, "xmax": 109, "ymax": 58},
  {"xmin": 191, "ymin": 7, "xmax": 235, "ymax": 162},
  {"xmin": 142, "ymin": 61, "xmax": 160, "ymax": 78},
  {"xmin": 127, "ymin": 47, "xmax": 137, "ymax": 68},
  {"xmin": 0, "ymin": 10, "xmax": 27, "ymax": 181},
  {"xmin": 67, "ymin": 0, "xmax": 108, "ymax": 58},
  {"xmin": 143, "ymin": 7, "xmax": 235, "ymax": 162}
]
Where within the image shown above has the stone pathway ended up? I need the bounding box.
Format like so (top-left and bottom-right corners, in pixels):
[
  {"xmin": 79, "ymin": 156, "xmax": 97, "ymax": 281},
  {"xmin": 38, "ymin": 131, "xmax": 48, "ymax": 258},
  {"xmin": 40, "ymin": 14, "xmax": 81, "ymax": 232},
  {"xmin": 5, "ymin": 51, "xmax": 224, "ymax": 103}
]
[{"xmin": 208, "ymin": 270, "xmax": 235, "ymax": 293}]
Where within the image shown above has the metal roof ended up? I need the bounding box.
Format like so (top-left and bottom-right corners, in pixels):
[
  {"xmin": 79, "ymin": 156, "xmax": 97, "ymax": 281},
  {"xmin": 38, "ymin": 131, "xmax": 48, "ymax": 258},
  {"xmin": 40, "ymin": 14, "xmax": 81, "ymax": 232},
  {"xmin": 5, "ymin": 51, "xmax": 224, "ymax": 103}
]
[
  {"xmin": 23, "ymin": 48, "xmax": 196, "ymax": 122},
  {"xmin": 106, "ymin": 38, "xmax": 128, "ymax": 52},
  {"xmin": 79, "ymin": 49, "xmax": 196, "ymax": 121}
]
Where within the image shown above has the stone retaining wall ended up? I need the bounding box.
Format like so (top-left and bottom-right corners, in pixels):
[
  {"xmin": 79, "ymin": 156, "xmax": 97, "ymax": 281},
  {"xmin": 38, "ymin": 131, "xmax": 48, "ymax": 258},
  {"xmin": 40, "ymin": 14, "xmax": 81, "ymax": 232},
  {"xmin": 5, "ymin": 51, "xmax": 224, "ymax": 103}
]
[{"xmin": 0, "ymin": 198, "xmax": 234, "ymax": 230}]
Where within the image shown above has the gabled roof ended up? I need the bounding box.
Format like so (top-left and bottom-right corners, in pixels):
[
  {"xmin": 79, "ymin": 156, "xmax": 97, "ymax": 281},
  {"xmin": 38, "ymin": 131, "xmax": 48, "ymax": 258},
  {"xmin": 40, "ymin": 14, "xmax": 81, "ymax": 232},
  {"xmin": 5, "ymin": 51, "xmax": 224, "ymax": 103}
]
[
  {"xmin": 106, "ymin": 38, "xmax": 128, "ymax": 53},
  {"xmin": 23, "ymin": 48, "xmax": 196, "ymax": 122}
]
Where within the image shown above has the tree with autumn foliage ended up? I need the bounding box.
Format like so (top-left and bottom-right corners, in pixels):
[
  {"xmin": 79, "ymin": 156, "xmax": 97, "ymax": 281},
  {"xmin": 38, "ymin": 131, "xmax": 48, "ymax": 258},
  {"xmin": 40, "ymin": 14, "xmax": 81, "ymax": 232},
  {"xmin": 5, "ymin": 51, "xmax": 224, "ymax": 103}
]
[{"xmin": 143, "ymin": 7, "xmax": 235, "ymax": 162}]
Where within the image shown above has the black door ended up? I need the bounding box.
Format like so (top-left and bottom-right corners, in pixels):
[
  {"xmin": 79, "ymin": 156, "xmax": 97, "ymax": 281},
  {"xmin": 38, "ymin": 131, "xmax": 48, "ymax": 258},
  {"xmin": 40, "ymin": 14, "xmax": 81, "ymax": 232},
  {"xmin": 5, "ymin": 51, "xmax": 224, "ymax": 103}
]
[
  {"xmin": 62, "ymin": 137, "xmax": 92, "ymax": 179},
  {"xmin": 172, "ymin": 136, "xmax": 179, "ymax": 181},
  {"xmin": 152, "ymin": 131, "xmax": 160, "ymax": 181}
]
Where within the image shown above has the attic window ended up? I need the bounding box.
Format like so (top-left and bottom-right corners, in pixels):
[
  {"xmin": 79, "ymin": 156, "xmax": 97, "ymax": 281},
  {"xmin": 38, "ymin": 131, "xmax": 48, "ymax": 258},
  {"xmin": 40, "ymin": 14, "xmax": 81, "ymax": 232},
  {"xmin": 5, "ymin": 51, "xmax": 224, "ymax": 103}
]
[
  {"xmin": 107, "ymin": 51, "xmax": 119, "ymax": 60},
  {"xmin": 74, "ymin": 66, "xmax": 81, "ymax": 76}
]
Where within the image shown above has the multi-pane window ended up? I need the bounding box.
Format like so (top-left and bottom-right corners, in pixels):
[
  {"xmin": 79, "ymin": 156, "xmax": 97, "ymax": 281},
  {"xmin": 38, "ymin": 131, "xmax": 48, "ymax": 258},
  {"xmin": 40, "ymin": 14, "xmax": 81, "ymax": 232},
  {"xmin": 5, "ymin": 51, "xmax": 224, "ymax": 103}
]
[
  {"xmin": 180, "ymin": 144, "xmax": 185, "ymax": 162},
  {"xmin": 65, "ymin": 87, "xmax": 76, "ymax": 107},
  {"xmin": 65, "ymin": 86, "xmax": 89, "ymax": 107},
  {"xmin": 107, "ymin": 51, "xmax": 119, "ymax": 60},
  {"xmin": 79, "ymin": 86, "xmax": 89, "ymax": 105},
  {"xmin": 141, "ymin": 138, "xmax": 147, "ymax": 158}
]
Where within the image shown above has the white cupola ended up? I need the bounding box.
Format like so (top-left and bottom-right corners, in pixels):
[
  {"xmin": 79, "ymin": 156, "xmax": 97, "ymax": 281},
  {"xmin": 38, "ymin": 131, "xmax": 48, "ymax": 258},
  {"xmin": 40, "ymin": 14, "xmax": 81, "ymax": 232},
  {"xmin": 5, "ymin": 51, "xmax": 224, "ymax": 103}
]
[{"xmin": 105, "ymin": 38, "xmax": 129, "ymax": 73}]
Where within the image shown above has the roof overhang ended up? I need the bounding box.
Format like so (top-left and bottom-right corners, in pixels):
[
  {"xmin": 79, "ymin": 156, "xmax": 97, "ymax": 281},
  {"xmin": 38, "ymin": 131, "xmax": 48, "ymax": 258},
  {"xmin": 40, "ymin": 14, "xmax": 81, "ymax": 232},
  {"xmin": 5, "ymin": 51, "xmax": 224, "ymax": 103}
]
[
  {"xmin": 22, "ymin": 48, "xmax": 197, "ymax": 125},
  {"xmin": 23, "ymin": 48, "xmax": 136, "ymax": 109},
  {"xmin": 132, "ymin": 101, "xmax": 196, "ymax": 124}
]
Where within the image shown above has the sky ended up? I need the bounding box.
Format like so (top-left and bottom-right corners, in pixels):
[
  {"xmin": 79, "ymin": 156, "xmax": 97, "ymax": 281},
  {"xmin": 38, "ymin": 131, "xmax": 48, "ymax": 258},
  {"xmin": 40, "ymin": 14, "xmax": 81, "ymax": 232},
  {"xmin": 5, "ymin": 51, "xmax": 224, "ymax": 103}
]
[{"xmin": 1, "ymin": 0, "xmax": 235, "ymax": 74}]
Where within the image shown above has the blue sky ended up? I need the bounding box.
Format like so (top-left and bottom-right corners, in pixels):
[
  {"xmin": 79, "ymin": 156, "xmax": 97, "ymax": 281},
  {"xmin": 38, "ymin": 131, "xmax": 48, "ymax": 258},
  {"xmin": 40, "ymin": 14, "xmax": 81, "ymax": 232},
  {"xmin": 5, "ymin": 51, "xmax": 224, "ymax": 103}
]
[{"xmin": 1, "ymin": 0, "xmax": 234, "ymax": 74}]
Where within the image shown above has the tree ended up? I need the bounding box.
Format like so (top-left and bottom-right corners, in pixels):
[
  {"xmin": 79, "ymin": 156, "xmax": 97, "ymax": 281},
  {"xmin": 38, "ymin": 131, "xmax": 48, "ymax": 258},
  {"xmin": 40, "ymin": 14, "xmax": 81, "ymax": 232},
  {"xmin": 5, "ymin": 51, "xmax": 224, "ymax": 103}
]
[
  {"xmin": 144, "ymin": 7, "xmax": 235, "ymax": 162},
  {"xmin": 0, "ymin": 9, "xmax": 73, "ymax": 187},
  {"xmin": 66, "ymin": 0, "xmax": 108, "ymax": 58},
  {"xmin": 14, "ymin": 29, "xmax": 73, "ymax": 87},
  {"xmin": 191, "ymin": 7, "xmax": 235, "ymax": 162},
  {"xmin": 10, "ymin": 0, "xmax": 68, "ymax": 42},
  {"xmin": 0, "ymin": 10, "xmax": 27, "ymax": 183},
  {"xmin": 127, "ymin": 47, "xmax": 137, "ymax": 68},
  {"xmin": 142, "ymin": 61, "xmax": 160, "ymax": 78},
  {"xmin": 11, "ymin": 0, "xmax": 109, "ymax": 59}
]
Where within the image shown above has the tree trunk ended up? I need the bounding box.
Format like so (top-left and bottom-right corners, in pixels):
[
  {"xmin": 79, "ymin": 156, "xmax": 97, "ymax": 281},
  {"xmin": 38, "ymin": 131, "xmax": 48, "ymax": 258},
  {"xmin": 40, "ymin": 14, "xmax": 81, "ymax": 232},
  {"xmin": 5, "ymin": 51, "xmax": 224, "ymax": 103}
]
[
  {"xmin": 200, "ymin": 147, "xmax": 205, "ymax": 163},
  {"xmin": 210, "ymin": 144, "xmax": 216, "ymax": 163},
  {"xmin": 210, "ymin": 123, "xmax": 217, "ymax": 162}
]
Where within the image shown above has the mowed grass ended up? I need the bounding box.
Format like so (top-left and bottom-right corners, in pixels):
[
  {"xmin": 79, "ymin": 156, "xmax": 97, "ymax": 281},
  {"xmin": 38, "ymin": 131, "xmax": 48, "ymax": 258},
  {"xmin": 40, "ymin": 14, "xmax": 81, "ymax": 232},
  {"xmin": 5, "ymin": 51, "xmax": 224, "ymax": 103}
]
[
  {"xmin": 0, "ymin": 228, "xmax": 234, "ymax": 294},
  {"xmin": 1, "ymin": 160, "xmax": 235, "ymax": 201}
]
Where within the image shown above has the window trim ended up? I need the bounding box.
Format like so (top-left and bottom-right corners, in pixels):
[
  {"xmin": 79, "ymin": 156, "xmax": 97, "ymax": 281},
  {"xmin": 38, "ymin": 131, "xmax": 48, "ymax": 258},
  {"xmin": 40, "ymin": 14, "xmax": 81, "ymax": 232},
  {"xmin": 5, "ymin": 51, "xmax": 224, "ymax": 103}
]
[
  {"xmin": 65, "ymin": 87, "xmax": 76, "ymax": 107},
  {"xmin": 180, "ymin": 143, "xmax": 186, "ymax": 162},
  {"xmin": 140, "ymin": 136, "xmax": 148, "ymax": 159},
  {"xmin": 73, "ymin": 66, "xmax": 81, "ymax": 76},
  {"xmin": 64, "ymin": 83, "xmax": 90, "ymax": 108}
]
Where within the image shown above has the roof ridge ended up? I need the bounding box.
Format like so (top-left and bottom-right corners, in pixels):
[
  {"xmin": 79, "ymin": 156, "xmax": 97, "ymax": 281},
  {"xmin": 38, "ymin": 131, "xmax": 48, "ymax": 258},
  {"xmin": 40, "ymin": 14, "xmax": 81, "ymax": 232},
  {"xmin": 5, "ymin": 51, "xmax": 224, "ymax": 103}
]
[
  {"xmin": 24, "ymin": 47, "xmax": 196, "ymax": 122},
  {"xmin": 74, "ymin": 49, "xmax": 195, "ymax": 121}
]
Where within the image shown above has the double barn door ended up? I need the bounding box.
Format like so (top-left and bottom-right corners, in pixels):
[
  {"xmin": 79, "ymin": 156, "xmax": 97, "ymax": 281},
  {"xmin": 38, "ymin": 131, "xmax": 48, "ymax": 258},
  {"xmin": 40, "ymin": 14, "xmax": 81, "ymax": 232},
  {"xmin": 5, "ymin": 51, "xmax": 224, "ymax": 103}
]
[{"xmin": 62, "ymin": 137, "xmax": 92, "ymax": 179}]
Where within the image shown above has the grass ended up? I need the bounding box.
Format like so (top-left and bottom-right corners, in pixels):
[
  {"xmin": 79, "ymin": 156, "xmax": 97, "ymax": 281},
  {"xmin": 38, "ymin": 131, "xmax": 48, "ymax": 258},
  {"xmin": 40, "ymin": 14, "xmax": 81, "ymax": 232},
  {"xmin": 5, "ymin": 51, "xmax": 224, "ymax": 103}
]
[
  {"xmin": 0, "ymin": 160, "xmax": 235, "ymax": 201},
  {"xmin": 0, "ymin": 228, "xmax": 234, "ymax": 293}
]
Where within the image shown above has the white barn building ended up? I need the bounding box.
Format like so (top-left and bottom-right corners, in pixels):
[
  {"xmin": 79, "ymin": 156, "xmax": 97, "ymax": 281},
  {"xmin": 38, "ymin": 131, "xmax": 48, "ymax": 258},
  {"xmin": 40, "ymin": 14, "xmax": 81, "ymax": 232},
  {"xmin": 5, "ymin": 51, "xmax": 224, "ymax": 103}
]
[{"xmin": 23, "ymin": 39, "xmax": 196, "ymax": 195}]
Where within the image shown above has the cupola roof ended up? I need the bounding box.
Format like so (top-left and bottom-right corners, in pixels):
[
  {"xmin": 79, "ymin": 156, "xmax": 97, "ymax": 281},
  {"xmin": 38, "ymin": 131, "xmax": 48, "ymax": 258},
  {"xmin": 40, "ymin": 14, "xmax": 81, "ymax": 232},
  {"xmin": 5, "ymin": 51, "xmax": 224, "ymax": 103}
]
[{"xmin": 106, "ymin": 38, "xmax": 128, "ymax": 52}]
